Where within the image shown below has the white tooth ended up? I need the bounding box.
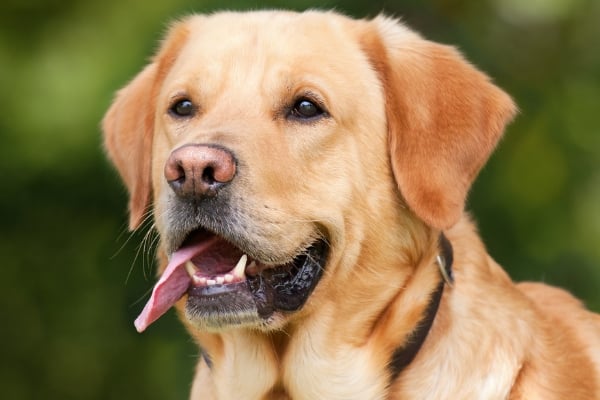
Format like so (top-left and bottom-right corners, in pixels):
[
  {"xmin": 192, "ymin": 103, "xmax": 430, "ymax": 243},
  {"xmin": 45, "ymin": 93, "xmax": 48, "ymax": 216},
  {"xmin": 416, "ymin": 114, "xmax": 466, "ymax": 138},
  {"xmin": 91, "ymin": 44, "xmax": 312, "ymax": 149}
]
[
  {"xmin": 232, "ymin": 254, "xmax": 248, "ymax": 278},
  {"xmin": 216, "ymin": 276, "xmax": 225, "ymax": 285},
  {"xmin": 207, "ymin": 279, "xmax": 217, "ymax": 286},
  {"xmin": 198, "ymin": 277, "xmax": 207, "ymax": 286},
  {"xmin": 191, "ymin": 275, "xmax": 202, "ymax": 285},
  {"xmin": 185, "ymin": 261, "xmax": 197, "ymax": 278},
  {"xmin": 224, "ymin": 274, "xmax": 234, "ymax": 283}
]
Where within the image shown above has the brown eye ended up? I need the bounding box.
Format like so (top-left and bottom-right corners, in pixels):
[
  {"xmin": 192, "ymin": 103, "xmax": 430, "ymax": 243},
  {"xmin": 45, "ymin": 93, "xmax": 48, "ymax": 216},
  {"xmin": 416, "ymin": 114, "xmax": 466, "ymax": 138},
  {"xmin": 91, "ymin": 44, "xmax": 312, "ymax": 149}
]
[
  {"xmin": 170, "ymin": 99, "xmax": 195, "ymax": 117},
  {"xmin": 291, "ymin": 99, "xmax": 324, "ymax": 120}
]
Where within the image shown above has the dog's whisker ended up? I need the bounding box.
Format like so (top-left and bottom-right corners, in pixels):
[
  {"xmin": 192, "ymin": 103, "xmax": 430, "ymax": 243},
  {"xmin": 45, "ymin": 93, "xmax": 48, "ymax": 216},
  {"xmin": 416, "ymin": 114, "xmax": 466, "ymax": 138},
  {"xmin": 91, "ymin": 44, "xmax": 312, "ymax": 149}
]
[
  {"xmin": 129, "ymin": 285, "xmax": 154, "ymax": 308},
  {"xmin": 110, "ymin": 220, "xmax": 138, "ymax": 261},
  {"xmin": 111, "ymin": 206, "xmax": 157, "ymax": 287},
  {"xmin": 126, "ymin": 219, "xmax": 156, "ymax": 284},
  {"xmin": 139, "ymin": 223, "xmax": 159, "ymax": 280},
  {"xmin": 123, "ymin": 205, "xmax": 157, "ymax": 282}
]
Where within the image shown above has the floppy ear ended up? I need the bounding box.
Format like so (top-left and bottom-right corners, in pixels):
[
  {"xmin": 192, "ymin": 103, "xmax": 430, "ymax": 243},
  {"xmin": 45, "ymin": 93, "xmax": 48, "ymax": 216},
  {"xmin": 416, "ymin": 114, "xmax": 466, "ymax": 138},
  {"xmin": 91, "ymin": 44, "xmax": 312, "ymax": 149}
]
[
  {"xmin": 103, "ymin": 63, "xmax": 157, "ymax": 230},
  {"xmin": 363, "ymin": 16, "xmax": 517, "ymax": 230}
]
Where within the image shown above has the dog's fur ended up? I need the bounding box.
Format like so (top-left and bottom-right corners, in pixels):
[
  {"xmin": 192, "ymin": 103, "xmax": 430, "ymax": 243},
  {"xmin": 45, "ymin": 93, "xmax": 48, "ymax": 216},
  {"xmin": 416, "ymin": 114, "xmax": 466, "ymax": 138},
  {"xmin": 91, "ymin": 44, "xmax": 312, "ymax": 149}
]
[{"xmin": 103, "ymin": 10, "xmax": 600, "ymax": 399}]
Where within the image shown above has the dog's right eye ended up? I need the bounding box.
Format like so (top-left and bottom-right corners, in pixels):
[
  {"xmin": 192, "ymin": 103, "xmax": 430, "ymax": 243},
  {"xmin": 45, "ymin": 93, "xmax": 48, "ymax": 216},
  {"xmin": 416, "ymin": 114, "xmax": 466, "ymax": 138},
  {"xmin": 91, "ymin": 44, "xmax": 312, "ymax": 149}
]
[{"xmin": 170, "ymin": 99, "xmax": 196, "ymax": 118}]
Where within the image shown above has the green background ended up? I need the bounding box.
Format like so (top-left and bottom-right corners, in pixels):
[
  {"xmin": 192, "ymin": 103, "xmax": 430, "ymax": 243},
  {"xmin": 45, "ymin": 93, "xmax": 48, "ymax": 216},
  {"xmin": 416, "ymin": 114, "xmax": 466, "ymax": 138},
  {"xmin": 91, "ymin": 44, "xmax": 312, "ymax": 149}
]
[{"xmin": 1, "ymin": 0, "xmax": 599, "ymax": 399}]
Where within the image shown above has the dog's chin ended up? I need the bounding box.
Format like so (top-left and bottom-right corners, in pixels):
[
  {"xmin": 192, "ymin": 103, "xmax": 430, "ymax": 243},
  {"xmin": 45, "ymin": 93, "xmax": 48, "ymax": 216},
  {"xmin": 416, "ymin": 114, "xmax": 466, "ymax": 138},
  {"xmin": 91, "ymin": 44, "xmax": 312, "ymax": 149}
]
[{"xmin": 178, "ymin": 229, "xmax": 329, "ymax": 331}]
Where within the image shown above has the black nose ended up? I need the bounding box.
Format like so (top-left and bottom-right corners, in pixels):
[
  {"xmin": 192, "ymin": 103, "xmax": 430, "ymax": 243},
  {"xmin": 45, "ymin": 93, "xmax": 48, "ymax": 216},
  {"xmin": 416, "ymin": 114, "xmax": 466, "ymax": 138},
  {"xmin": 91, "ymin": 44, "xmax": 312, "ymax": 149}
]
[{"xmin": 164, "ymin": 144, "xmax": 236, "ymax": 198}]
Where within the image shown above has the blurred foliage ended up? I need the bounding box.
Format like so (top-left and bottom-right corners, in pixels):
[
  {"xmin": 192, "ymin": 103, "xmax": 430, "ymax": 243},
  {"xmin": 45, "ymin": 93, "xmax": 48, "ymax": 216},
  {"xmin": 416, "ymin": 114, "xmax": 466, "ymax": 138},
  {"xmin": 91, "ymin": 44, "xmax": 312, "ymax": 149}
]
[{"xmin": 0, "ymin": 0, "xmax": 598, "ymax": 399}]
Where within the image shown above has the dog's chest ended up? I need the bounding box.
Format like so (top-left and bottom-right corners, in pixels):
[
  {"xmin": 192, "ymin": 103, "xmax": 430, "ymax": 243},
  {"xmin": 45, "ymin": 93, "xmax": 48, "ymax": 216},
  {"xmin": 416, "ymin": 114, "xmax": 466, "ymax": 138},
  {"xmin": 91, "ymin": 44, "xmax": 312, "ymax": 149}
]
[{"xmin": 281, "ymin": 338, "xmax": 389, "ymax": 400}]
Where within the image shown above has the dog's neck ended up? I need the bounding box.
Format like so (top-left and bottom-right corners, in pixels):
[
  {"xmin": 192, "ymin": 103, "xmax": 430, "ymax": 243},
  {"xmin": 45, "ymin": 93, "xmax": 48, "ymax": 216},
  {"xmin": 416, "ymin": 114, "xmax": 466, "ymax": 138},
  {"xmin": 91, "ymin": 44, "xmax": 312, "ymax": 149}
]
[{"xmin": 388, "ymin": 233, "xmax": 453, "ymax": 380}]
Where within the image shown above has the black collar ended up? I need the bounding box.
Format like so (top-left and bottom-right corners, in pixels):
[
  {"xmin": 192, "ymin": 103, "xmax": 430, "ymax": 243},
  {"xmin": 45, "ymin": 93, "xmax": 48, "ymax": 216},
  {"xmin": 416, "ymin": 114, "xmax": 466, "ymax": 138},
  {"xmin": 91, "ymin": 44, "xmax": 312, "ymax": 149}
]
[{"xmin": 388, "ymin": 233, "xmax": 454, "ymax": 381}]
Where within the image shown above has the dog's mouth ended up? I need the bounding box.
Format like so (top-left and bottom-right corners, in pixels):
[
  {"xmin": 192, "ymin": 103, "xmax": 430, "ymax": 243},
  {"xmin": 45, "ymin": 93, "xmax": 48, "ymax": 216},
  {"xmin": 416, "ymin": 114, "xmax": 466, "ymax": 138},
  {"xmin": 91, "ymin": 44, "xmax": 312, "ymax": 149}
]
[{"xmin": 134, "ymin": 229, "xmax": 328, "ymax": 332}]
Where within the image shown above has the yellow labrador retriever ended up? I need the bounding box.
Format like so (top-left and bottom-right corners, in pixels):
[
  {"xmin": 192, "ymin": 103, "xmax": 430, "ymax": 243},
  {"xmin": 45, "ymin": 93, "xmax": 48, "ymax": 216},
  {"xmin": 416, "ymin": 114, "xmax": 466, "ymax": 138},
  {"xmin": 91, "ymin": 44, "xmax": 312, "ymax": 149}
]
[{"xmin": 103, "ymin": 10, "xmax": 600, "ymax": 399}]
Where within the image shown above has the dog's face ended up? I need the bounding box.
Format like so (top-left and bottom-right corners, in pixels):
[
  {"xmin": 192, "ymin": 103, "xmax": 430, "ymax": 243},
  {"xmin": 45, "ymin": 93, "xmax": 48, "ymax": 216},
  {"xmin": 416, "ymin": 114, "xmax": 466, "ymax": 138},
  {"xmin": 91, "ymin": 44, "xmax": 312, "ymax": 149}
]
[
  {"xmin": 149, "ymin": 12, "xmax": 390, "ymax": 330},
  {"xmin": 103, "ymin": 11, "xmax": 515, "ymax": 333}
]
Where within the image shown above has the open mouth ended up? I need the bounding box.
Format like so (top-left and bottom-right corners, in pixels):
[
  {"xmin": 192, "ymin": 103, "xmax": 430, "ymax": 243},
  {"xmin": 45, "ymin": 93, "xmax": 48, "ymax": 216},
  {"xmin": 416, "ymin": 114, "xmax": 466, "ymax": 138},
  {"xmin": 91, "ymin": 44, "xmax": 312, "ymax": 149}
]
[{"xmin": 134, "ymin": 228, "xmax": 328, "ymax": 332}]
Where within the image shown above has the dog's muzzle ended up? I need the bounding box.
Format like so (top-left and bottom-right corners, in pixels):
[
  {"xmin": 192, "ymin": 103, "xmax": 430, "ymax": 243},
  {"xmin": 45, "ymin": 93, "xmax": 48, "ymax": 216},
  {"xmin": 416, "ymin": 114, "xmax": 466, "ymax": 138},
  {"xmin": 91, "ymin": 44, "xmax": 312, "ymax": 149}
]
[{"xmin": 134, "ymin": 144, "xmax": 329, "ymax": 332}]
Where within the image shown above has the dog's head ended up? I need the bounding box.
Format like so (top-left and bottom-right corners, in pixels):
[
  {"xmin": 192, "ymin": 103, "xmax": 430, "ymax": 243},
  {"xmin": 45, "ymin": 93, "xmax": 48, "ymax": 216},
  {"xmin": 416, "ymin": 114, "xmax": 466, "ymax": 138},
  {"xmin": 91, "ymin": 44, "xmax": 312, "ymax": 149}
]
[{"xmin": 103, "ymin": 11, "xmax": 515, "ymax": 332}]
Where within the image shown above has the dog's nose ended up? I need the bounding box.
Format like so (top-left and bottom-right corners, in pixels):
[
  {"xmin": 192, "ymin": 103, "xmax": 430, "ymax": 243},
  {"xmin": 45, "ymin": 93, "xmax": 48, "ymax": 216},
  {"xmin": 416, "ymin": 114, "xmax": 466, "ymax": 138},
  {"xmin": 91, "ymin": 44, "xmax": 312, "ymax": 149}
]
[{"xmin": 164, "ymin": 144, "xmax": 236, "ymax": 197}]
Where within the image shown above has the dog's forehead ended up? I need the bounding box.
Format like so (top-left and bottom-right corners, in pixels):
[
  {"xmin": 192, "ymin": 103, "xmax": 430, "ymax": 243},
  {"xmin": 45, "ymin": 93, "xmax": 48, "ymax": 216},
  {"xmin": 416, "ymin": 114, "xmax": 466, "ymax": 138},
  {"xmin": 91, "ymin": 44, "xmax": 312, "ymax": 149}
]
[
  {"xmin": 163, "ymin": 12, "xmax": 368, "ymax": 89},
  {"xmin": 182, "ymin": 11, "xmax": 354, "ymax": 53}
]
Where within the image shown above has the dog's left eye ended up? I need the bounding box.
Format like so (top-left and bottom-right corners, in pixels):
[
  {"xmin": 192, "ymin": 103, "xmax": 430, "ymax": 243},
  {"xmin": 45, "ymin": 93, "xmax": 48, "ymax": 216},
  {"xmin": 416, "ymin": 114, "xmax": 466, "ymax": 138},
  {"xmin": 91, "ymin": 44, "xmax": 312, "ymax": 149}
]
[{"xmin": 290, "ymin": 99, "xmax": 324, "ymax": 120}]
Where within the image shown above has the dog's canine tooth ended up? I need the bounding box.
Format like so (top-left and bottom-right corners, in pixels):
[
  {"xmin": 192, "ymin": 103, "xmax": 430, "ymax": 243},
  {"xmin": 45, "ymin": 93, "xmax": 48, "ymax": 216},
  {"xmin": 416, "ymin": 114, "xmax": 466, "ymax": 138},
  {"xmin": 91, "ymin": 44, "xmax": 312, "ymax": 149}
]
[
  {"xmin": 232, "ymin": 254, "xmax": 248, "ymax": 278},
  {"xmin": 185, "ymin": 261, "xmax": 198, "ymax": 278}
]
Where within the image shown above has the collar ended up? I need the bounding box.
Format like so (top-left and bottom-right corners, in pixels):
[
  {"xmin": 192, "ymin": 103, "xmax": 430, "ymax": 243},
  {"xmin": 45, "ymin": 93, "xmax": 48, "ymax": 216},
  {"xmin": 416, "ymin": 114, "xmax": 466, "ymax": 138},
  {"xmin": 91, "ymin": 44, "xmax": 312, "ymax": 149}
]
[{"xmin": 388, "ymin": 233, "xmax": 454, "ymax": 381}]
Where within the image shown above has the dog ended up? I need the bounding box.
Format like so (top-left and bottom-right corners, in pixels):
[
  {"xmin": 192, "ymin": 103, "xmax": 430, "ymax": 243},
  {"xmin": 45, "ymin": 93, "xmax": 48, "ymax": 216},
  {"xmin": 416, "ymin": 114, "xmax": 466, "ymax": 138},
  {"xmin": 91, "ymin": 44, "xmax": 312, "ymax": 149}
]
[{"xmin": 103, "ymin": 10, "xmax": 600, "ymax": 399}]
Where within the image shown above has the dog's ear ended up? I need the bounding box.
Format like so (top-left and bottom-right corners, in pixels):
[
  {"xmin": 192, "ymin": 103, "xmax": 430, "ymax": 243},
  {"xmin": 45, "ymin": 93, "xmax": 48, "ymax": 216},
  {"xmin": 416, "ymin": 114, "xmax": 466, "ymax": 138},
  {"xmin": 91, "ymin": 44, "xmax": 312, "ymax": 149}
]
[
  {"xmin": 362, "ymin": 16, "xmax": 517, "ymax": 230},
  {"xmin": 103, "ymin": 63, "xmax": 158, "ymax": 230},
  {"xmin": 103, "ymin": 22, "xmax": 189, "ymax": 230}
]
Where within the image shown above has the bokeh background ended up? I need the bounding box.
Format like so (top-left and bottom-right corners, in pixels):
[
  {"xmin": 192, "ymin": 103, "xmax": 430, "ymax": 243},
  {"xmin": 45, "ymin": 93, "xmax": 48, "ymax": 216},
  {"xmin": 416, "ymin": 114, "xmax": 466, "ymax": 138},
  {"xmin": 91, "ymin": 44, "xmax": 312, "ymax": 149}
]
[{"xmin": 1, "ymin": 0, "xmax": 598, "ymax": 399}]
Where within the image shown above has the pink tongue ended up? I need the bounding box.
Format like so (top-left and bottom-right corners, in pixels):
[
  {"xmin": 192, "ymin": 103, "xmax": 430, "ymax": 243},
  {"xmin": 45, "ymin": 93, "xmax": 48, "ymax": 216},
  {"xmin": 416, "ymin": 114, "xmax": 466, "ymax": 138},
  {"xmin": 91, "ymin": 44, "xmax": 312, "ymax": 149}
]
[{"xmin": 134, "ymin": 237, "xmax": 218, "ymax": 332}]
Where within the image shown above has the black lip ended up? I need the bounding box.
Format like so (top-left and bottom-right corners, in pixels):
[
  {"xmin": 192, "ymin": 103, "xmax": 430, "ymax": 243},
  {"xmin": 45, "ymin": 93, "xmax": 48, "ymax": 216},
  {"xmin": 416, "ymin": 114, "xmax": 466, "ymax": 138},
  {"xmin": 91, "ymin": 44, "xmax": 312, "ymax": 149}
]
[
  {"xmin": 258, "ymin": 239, "xmax": 327, "ymax": 312},
  {"xmin": 184, "ymin": 239, "xmax": 328, "ymax": 327}
]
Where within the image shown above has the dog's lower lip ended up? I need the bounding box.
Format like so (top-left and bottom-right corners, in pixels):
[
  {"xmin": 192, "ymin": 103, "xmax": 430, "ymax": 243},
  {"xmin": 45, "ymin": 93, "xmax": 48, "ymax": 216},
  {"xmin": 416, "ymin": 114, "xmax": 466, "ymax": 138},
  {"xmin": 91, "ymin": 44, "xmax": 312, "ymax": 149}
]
[{"xmin": 188, "ymin": 281, "xmax": 247, "ymax": 296}]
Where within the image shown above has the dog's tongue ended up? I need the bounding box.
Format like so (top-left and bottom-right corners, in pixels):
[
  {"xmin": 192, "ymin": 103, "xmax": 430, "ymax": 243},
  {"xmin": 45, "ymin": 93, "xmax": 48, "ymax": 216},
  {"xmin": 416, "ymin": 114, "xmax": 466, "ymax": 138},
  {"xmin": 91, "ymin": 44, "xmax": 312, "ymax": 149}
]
[{"xmin": 134, "ymin": 237, "xmax": 218, "ymax": 333}]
